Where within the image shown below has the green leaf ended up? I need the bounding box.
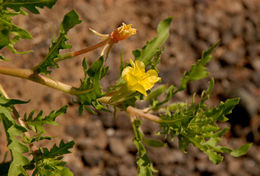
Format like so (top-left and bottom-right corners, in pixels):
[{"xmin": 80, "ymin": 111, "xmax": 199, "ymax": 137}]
[
  {"xmin": 206, "ymin": 98, "xmax": 240, "ymax": 122},
  {"xmin": 231, "ymin": 143, "xmax": 252, "ymax": 157},
  {"xmin": 143, "ymin": 138, "xmax": 166, "ymax": 147},
  {"xmin": 59, "ymin": 167, "xmax": 74, "ymax": 176},
  {"xmin": 41, "ymin": 140, "xmax": 74, "ymax": 158},
  {"xmin": 157, "ymin": 76, "xmax": 250, "ymax": 165},
  {"xmin": 0, "ymin": 0, "xmax": 57, "ymax": 58},
  {"xmin": 133, "ymin": 17, "xmax": 172, "ymax": 66},
  {"xmin": 132, "ymin": 119, "xmax": 156, "ymax": 176},
  {"xmin": 34, "ymin": 10, "xmax": 81, "ymax": 74},
  {"xmin": 0, "ymin": 10, "xmax": 32, "ymax": 58},
  {"xmin": 0, "ymin": 102, "xmax": 29, "ymax": 176},
  {"xmin": 0, "ymin": 98, "xmax": 29, "ymax": 107},
  {"xmin": 145, "ymin": 85, "xmax": 167, "ymax": 102},
  {"xmin": 77, "ymin": 56, "xmax": 108, "ymax": 111},
  {"xmin": 1, "ymin": 0, "xmax": 58, "ymax": 14},
  {"xmin": 32, "ymin": 140, "xmax": 74, "ymax": 176},
  {"xmin": 24, "ymin": 105, "xmax": 68, "ymax": 133},
  {"xmin": 178, "ymin": 41, "xmax": 220, "ymax": 91},
  {"xmin": 206, "ymin": 150, "xmax": 223, "ymax": 164}
]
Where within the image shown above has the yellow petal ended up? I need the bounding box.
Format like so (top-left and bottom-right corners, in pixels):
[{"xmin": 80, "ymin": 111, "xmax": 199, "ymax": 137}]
[
  {"xmin": 122, "ymin": 66, "xmax": 132, "ymax": 79},
  {"xmin": 121, "ymin": 59, "xmax": 160, "ymax": 96},
  {"xmin": 134, "ymin": 60, "xmax": 145, "ymax": 73},
  {"xmin": 130, "ymin": 84, "xmax": 147, "ymax": 96},
  {"xmin": 129, "ymin": 59, "xmax": 135, "ymax": 67},
  {"xmin": 146, "ymin": 70, "xmax": 158, "ymax": 77}
]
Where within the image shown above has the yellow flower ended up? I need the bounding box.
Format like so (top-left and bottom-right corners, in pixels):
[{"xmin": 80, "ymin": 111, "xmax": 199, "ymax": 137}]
[
  {"xmin": 122, "ymin": 59, "xmax": 161, "ymax": 96},
  {"xmin": 111, "ymin": 23, "xmax": 136, "ymax": 43}
]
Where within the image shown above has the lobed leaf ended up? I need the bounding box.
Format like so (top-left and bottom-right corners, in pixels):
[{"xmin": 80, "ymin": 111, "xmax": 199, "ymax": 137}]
[
  {"xmin": 32, "ymin": 140, "xmax": 74, "ymax": 176},
  {"xmin": 0, "ymin": 96, "xmax": 29, "ymax": 176},
  {"xmin": 158, "ymin": 80, "xmax": 251, "ymax": 164},
  {"xmin": 0, "ymin": 10, "xmax": 32, "ymax": 59},
  {"xmin": 231, "ymin": 143, "xmax": 252, "ymax": 157},
  {"xmin": 1, "ymin": 0, "xmax": 58, "ymax": 14},
  {"xmin": 178, "ymin": 42, "xmax": 220, "ymax": 91},
  {"xmin": 77, "ymin": 56, "xmax": 108, "ymax": 112},
  {"xmin": 34, "ymin": 10, "xmax": 81, "ymax": 74},
  {"xmin": 24, "ymin": 105, "xmax": 68, "ymax": 134},
  {"xmin": 132, "ymin": 119, "xmax": 156, "ymax": 176}
]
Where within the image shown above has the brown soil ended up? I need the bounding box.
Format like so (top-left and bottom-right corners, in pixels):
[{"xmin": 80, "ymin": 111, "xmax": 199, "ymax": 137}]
[{"xmin": 0, "ymin": 0, "xmax": 260, "ymax": 176}]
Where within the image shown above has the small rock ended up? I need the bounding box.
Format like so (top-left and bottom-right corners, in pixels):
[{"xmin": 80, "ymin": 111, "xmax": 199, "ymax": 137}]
[
  {"xmin": 106, "ymin": 128, "xmax": 115, "ymax": 137},
  {"xmin": 124, "ymin": 137, "xmax": 137, "ymax": 154},
  {"xmin": 84, "ymin": 126, "xmax": 99, "ymax": 137},
  {"xmin": 252, "ymin": 71, "xmax": 260, "ymax": 87},
  {"xmin": 228, "ymin": 159, "xmax": 241, "ymax": 175},
  {"xmin": 43, "ymin": 93, "xmax": 52, "ymax": 103},
  {"xmin": 65, "ymin": 124, "xmax": 83, "ymax": 138},
  {"xmin": 118, "ymin": 165, "xmax": 137, "ymax": 176},
  {"xmin": 81, "ymin": 149, "xmax": 103, "ymax": 167},
  {"xmin": 100, "ymin": 113, "xmax": 115, "ymax": 128},
  {"xmin": 122, "ymin": 154, "xmax": 135, "ymax": 166},
  {"xmin": 243, "ymin": 159, "xmax": 260, "ymax": 175},
  {"xmin": 79, "ymin": 168, "xmax": 92, "ymax": 176},
  {"xmin": 115, "ymin": 112, "xmax": 132, "ymax": 129},
  {"xmin": 109, "ymin": 137, "xmax": 127, "ymax": 157},
  {"xmin": 77, "ymin": 138, "xmax": 93, "ymax": 151},
  {"xmin": 157, "ymin": 165, "xmax": 174, "ymax": 176},
  {"xmin": 105, "ymin": 167, "xmax": 118, "ymax": 176}
]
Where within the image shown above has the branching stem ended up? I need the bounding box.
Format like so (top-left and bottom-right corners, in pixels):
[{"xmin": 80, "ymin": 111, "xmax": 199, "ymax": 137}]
[
  {"xmin": 0, "ymin": 68, "xmax": 163, "ymax": 124},
  {"xmin": 0, "ymin": 66, "xmax": 90, "ymax": 95}
]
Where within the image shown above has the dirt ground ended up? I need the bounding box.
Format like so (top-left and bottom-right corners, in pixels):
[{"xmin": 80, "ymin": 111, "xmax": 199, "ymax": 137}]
[{"xmin": 0, "ymin": 0, "xmax": 260, "ymax": 176}]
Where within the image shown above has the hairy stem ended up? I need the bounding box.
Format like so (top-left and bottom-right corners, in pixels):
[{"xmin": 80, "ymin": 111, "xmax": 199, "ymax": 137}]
[
  {"xmin": 54, "ymin": 38, "xmax": 111, "ymax": 62},
  {"xmin": 0, "ymin": 66, "xmax": 90, "ymax": 95},
  {"xmin": 126, "ymin": 106, "xmax": 161, "ymax": 123}
]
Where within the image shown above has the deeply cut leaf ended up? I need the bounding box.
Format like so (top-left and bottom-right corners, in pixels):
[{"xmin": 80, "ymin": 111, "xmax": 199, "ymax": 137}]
[
  {"xmin": 34, "ymin": 10, "xmax": 81, "ymax": 74},
  {"xmin": 1, "ymin": 0, "xmax": 58, "ymax": 14}
]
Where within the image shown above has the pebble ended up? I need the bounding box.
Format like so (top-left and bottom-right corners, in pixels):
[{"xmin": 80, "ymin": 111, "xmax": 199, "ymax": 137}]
[
  {"xmin": 105, "ymin": 167, "xmax": 118, "ymax": 176},
  {"xmin": 65, "ymin": 124, "xmax": 83, "ymax": 138},
  {"xmin": 77, "ymin": 138, "xmax": 94, "ymax": 151},
  {"xmin": 118, "ymin": 165, "xmax": 137, "ymax": 176},
  {"xmin": 228, "ymin": 159, "xmax": 241, "ymax": 175},
  {"xmin": 81, "ymin": 149, "xmax": 103, "ymax": 167},
  {"xmin": 108, "ymin": 137, "xmax": 127, "ymax": 157},
  {"xmin": 243, "ymin": 159, "xmax": 260, "ymax": 175},
  {"xmin": 100, "ymin": 113, "xmax": 115, "ymax": 128},
  {"xmin": 115, "ymin": 112, "xmax": 132, "ymax": 129},
  {"xmin": 106, "ymin": 128, "xmax": 115, "ymax": 137}
]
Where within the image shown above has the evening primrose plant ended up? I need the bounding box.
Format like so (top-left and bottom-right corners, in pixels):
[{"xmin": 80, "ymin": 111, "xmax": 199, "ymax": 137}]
[{"xmin": 0, "ymin": 1, "xmax": 251, "ymax": 176}]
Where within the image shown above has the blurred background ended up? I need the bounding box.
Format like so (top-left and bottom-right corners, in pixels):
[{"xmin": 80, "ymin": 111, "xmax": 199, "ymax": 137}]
[{"xmin": 0, "ymin": 0, "xmax": 259, "ymax": 175}]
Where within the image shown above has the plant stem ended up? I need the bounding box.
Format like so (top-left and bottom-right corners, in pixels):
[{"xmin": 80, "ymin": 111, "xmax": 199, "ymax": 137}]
[
  {"xmin": 126, "ymin": 106, "xmax": 162, "ymax": 123},
  {"xmin": 0, "ymin": 66, "xmax": 89, "ymax": 95},
  {"xmin": 54, "ymin": 38, "xmax": 111, "ymax": 62}
]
